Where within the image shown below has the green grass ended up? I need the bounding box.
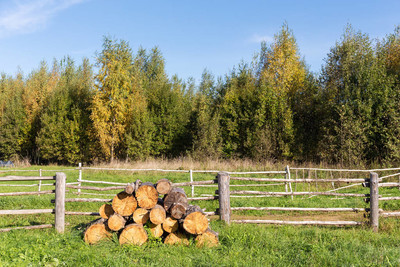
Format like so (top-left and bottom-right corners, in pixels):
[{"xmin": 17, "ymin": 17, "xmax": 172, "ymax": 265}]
[{"xmin": 1, "ymin": 165, "xmax": 400, "ymax": 266}]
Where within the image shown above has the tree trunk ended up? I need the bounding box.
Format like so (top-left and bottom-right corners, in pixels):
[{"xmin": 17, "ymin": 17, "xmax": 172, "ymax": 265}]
[
  {"xmin": 164, "ymin": 231, "xmax": 190, "ymax": 245},
  {"xmin": 163, "ymin": 187, "xmax": 188, "ymax": 219},
  {"xmin": 99, "ymin": 204, "xmax": 114, "ymax": 219},
  {"xmin": 108, "ymin": 214, "xmax": 127, "ymax": 231},
  {"xmin": 162, "ymin": 216, "xmax": 179, "ymax": 233},
  {"xmin": 195, "ymin": 228, "xmax": 219, "ymax": 247},
  {"xmin": 156, "ymin": 179, "xmax": 172, "ymax": 195},
  {"xmin": 136, "ymin": 182, "xmax": 158, "ymax": 209},
  {"xmin": 84, "ymin": 218, "xmax": 111, "ymax": 244},
  {"xmin": 150, "ymin": 204, "xmax": 166, "ymax": 225},
  {"xmin": 148, "ymin": 222, "xmax": 163, "ymax": 238},
  {"xmin": 112, "ymin": 191, "xmax": 137, "ymax": 216},
  {"xmin": 132, "ymin": 208, "xmax": 149, "ymax": 224},
  {"xmin": 182, "ymin": 205, "xmax": 208, "ymax": 235},
  {"xmin": 119, "ymin": 224, "xmax": 148, "ymax": 246}
]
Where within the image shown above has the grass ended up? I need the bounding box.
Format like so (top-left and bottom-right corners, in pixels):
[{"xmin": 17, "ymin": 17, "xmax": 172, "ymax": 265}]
[{"xmin": 1, "ymin": 163, "xmax": 400, "ymax": 266}]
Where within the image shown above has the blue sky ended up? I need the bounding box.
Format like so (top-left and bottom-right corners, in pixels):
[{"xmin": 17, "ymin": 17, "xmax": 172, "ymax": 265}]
[{"xmin": 0, "ymin": 0, "xmax": 399, "ymax": 83}]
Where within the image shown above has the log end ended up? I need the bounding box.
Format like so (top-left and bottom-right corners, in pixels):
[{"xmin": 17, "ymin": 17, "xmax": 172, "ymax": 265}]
[
  {"xmin": 162, "ymin": 216, "xmax": 179, "ymax": 233},
  {"xmin": 148, "ymin": 222, "xmax": 164, "ymax": 238},
  {"xmin": 99, "ymin": 204, "xmax": 114, "ymax": 219},
  {"xmin": 84, "ymin": 223, "xmax": 111, "ymax": 245},
  {"xmin": 164, "ymin": 232, "xmax": 190, "ymax": 246},
  {"xmin": 136, "ymin": 185, "xmax": 158, "ymax": 209},
  {"xmin": 112, "ymin": 191, "xmax": 137, "ymax": 216},
  {"xmin": 119, "ymin": 224, "xmax": 148, "ymax": 246},
  {"xmin": 183, "ymin": 211, "xmax": 209, "ymax": 235},
  {"xmin": 195, "ymin": 229, "xmax": 219, "ymax": 247},
  {"xmin": 133, "ymin": 208, "xmax": 150, "ymax": 225}
]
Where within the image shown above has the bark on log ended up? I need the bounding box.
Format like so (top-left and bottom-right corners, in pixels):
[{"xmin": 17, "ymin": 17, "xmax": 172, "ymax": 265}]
[
  {"xmin": 112, "ymin": 191, "xmax": 137, "ymax": 216},
  {"xmin": 150, "ymin": 204, "xmax": 166, "ymax": 225},
  {"xmin": 84, "ymin": 218, "xmax": 111, "ymax": 244},
  {"xmin": 99, "ymin": 204, "xmax": 114, "ymax": 219},
  {"xmin": 182, "ymin": 205, "xmax": 208, "ymax": 235},
  {"xmin": 132, "ymin": 208, "xmax": 149, "ymax": 224},
  {"xmin": 125, "ymin": 179, "xmax": 142, "ymax": 194},
  {"xmin": 119, "ymin": 224, "xmax": 148, "ymax": 246},
  {"xmin": 156, "ymin": 179, "xmax": 172, "ymax": 195},
  {"xmin": 136, "ymin": 182, "xmax": 158, "ymax": 209},
  {"xmin": 195, "ymin": 228, "xmax": 219, "ymax": 247},
  {"xmin": 162, "ymin": 216, "xmax": 179, "ymax": 233},
  {"xmin": 164, "ymin": 232, "xmax": 190, "ymax": 245},
  {"xmin": 163, "ymin": 187, "xmax": 188, "ymax": 218},
  {"xmin": 108, "ymin": 214, "xmax": 127, "ymax": 231},
  {"xmin": 148, "ymin": 222, "xmax": 164, "ymax": 238}
]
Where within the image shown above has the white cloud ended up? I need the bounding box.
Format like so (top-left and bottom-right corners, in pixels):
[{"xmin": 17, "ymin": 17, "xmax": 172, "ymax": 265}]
[
  {"xmin": 249, "ymin": 33, "xmax": 274, "ymax": 44},
  {"xmin": 0, "ymin": 0, "xmax": 86, "ymax": 37}
]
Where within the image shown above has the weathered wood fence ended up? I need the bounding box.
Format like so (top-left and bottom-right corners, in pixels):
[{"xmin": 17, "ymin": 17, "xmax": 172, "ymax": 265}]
[{"xmin": 0, "ymin": 173, "xmax": 66, "ymax": 233}]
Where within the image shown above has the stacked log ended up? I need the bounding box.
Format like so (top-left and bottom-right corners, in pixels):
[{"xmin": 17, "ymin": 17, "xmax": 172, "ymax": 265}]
[{"xmin": 84, "ymin": 178, "xmax": 219, "ymax": 247}]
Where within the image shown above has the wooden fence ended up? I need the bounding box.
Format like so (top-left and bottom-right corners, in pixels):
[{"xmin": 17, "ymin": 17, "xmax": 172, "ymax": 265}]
[
  {"xmin": 2, "ymin": 165, "xmax": 400, "ymax": 233},
  {"xmin": 0, "ymin": 173, "xmax": 66, "ymax": 233}
]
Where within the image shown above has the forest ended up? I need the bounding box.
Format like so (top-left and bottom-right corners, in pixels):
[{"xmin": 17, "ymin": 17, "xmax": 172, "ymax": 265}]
[{"xmin": 1, "ymin": 24, "xmax": 400, "ymax": 166}]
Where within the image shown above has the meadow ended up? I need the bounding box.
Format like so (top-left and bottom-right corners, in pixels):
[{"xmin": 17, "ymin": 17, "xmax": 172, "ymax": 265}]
[{"xmin": 1, "ymin": 162, "xmax": 400, "ymax": 266}]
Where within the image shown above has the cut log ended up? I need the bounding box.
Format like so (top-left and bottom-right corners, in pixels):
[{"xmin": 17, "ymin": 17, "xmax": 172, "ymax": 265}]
[
  {"xmin": 148, "ymin": 222, "xmax": 163, "ymax": 238},
  {"xmin": 99, "ymin": 204, "xmax": 114, "ymax": 219},
  {"xmin": 195, "ymin": 228, "xmax": 219, "ymax": 247},
  {"xmin": 164, "ymin": 187, "xmax": 187, "ymax": 211},
  {"xmin": 156, "ymin": 179, "xmax": 172, "ymax": 195},
  {"xmin": 182, "ymin": 205, "xmax": 208, "ymax": 235},
  {"xmin": 125, "ymin": 179, "xmax": 142, "ymax": 194},
  {"xmin": 108, "ymin": 214, "xmax": 127, "ymax": 231},
  {"xmin": 112, "ymin": 191, "xmax": 137, "ymax": 216},
  {"xmin": 162, "ymin": 216, "xmax": 179, "ymax": 233},
  {"xmin": 150, "ymin": 204, "xmax": 166, "ymax": 225},
  {"xmin": 119, "ymin": 224, "xmax": 148, "ymax": 246},
  {"xmin": 135, "ymin": 182, "xmax": 158, "ymax": 209},
  {"xmin": 164, "ymin": 232, "xmax": 190, "ymax": 245},
  {"xmin": 132, "ymin": 208, "xmax": 149, "ymax": 224},
  {"xmin": 170, "ymin": 202, "xmax": 188, "ymax": 220},
  {"xmin": 125, "ymin": 183, "xmax": 135, "ymax": 195},
  {"xmin": 84, "ymin": 218, "xmax": 111, "ymax": 244}
]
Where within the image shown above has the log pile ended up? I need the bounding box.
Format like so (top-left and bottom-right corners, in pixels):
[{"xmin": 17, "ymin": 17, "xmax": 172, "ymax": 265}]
[{"xmin": 84, "ymin": 179, "xmax": 219, "ymax": 247}]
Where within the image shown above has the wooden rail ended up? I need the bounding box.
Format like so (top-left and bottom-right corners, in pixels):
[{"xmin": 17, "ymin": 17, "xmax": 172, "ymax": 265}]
[{"xmin": 231, "ymin": 220, "xmax": 364, "ymax": 226}]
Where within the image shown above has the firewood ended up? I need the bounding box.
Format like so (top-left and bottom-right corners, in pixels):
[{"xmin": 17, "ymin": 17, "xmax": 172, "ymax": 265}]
[
  {"xmin": 182, "ymin": 205, "xmax": 208, "ymax": 235},
  {"xmin": 112, "ymin": 191, "xmax": 137, "ymax": 216},
  {"xmin": 135, "ymin": 182, "xmax": 158, "ymax": 209},
  {"xmin": 156, "ymin": 179, "xmax": 172, "ymax": 195},
  {"xmin": 163, "ymin": 187, "xmax": 188, "ymax": 219},
  {"xmin": 150, "ymin": 204, "xmax": 166, "ymax": 225},
  {"xmin": 119, "ymin": 224, "xmax": 148, "ymax": 246},
  {"xmin": 108, "ymin": 214, "xmax": 126, "ymax": 231},
  {"xmin": 162, "ymin": 216, "xmax": 179, "ymax": 233},
  {"xmin": 132, "ymin": 208, "xmax": 149, "ymax": 224},
  {"xmin": 195, "ymin": 228, "xmax": 219, "ymax": 247},
  {"xmin": 125, "ymin": 179, "xmax": 142, "ymax": 194},
  {"xmin": 99, "ymin": 204, "xmax": 114, "ymax": 219},
  {"xmin": 84, "ymin": 218, "xmax": 111, "ymax": 244},
  {"xmin": 148, "ymin": 222, "xmax": 163, "ymax": 238},
  {"xmin": 164, "ymin": 231, "xmax": 190, "ymax": 245}
]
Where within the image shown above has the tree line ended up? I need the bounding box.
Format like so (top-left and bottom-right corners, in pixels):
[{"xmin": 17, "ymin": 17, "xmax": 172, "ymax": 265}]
[{"xmin": 1, "ymin": 24, "xmax": 400, "ymax": 166}]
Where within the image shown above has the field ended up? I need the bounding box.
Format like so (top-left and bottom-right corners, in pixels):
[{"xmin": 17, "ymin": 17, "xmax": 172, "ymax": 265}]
[{"xmin": 1, "ymin": 163, "xmax": 400, "ymax": 266}]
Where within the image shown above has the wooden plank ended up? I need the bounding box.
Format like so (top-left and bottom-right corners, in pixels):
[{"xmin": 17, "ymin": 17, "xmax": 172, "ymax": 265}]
[
  {"xmin": 229, "ymin": 190, "xmax": 368, "ymax": 197},
  {"xmin": 231, "ymin": 220, "xmax": 363, "ymax": 225},
  {"xmin": 173, "ymin": 180, "xmax": 217, "ymax": 186},
  {"xmin": 65, "ymin": 211, "xmax": 100, "ymax": 216},
  {"xmin": 0, "ymin": 190, "xmax": 55, "ymax": 196},
  {"xmin": 230, "ymin": 177, "xmax": 367, "ymax": 183},
  {"xmin": 0, "ymin": 224, "xmax": 53, "ymax": 232},
  {"xmin": 64, "ymin": 198, "xmax": 112, "ymax": 202},
  {"xmin": 0, "ymin": 209, "xmax": 54, "ymax": 215},
  {"xmin": 231, "ymin": 207, "xmax": 368, "ymax": 212},
  {"xmin": 66, "ymin": 185, "xmax": 125, "ymax": 191},
  {"xmin": 188, "ymin": 196, "xmax": 218, "ymax": 201},
  {"xmin": 0, "ymin": 176, "xmax": 54, "ymax": 181}
]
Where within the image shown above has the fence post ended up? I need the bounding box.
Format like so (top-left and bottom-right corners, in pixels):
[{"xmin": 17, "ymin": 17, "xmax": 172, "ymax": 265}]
[
  {"xmin": 55, "ymin": 172, "xmax": 66, "ymax": 233},
  {"xmin": 285, "ymin": 165, "xmax": 293, "ymax": 200},
  {"xmin": 190, "ymin": 169, "xmax": 194, "ymax": 197},
  {"xmin": 78, "ymin": 163, "xmax": 82, "ymax": 195},
  {"xmin": 38, "ymin": 169, "xmax": 42, "ymax": 194},
  {"xmin": 217, "ymin": 172, "xmax": 230, "ymax": 224},
  {"xmin": 369, "ymin": 172, "xmax": 379, "ymax": 232}
]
